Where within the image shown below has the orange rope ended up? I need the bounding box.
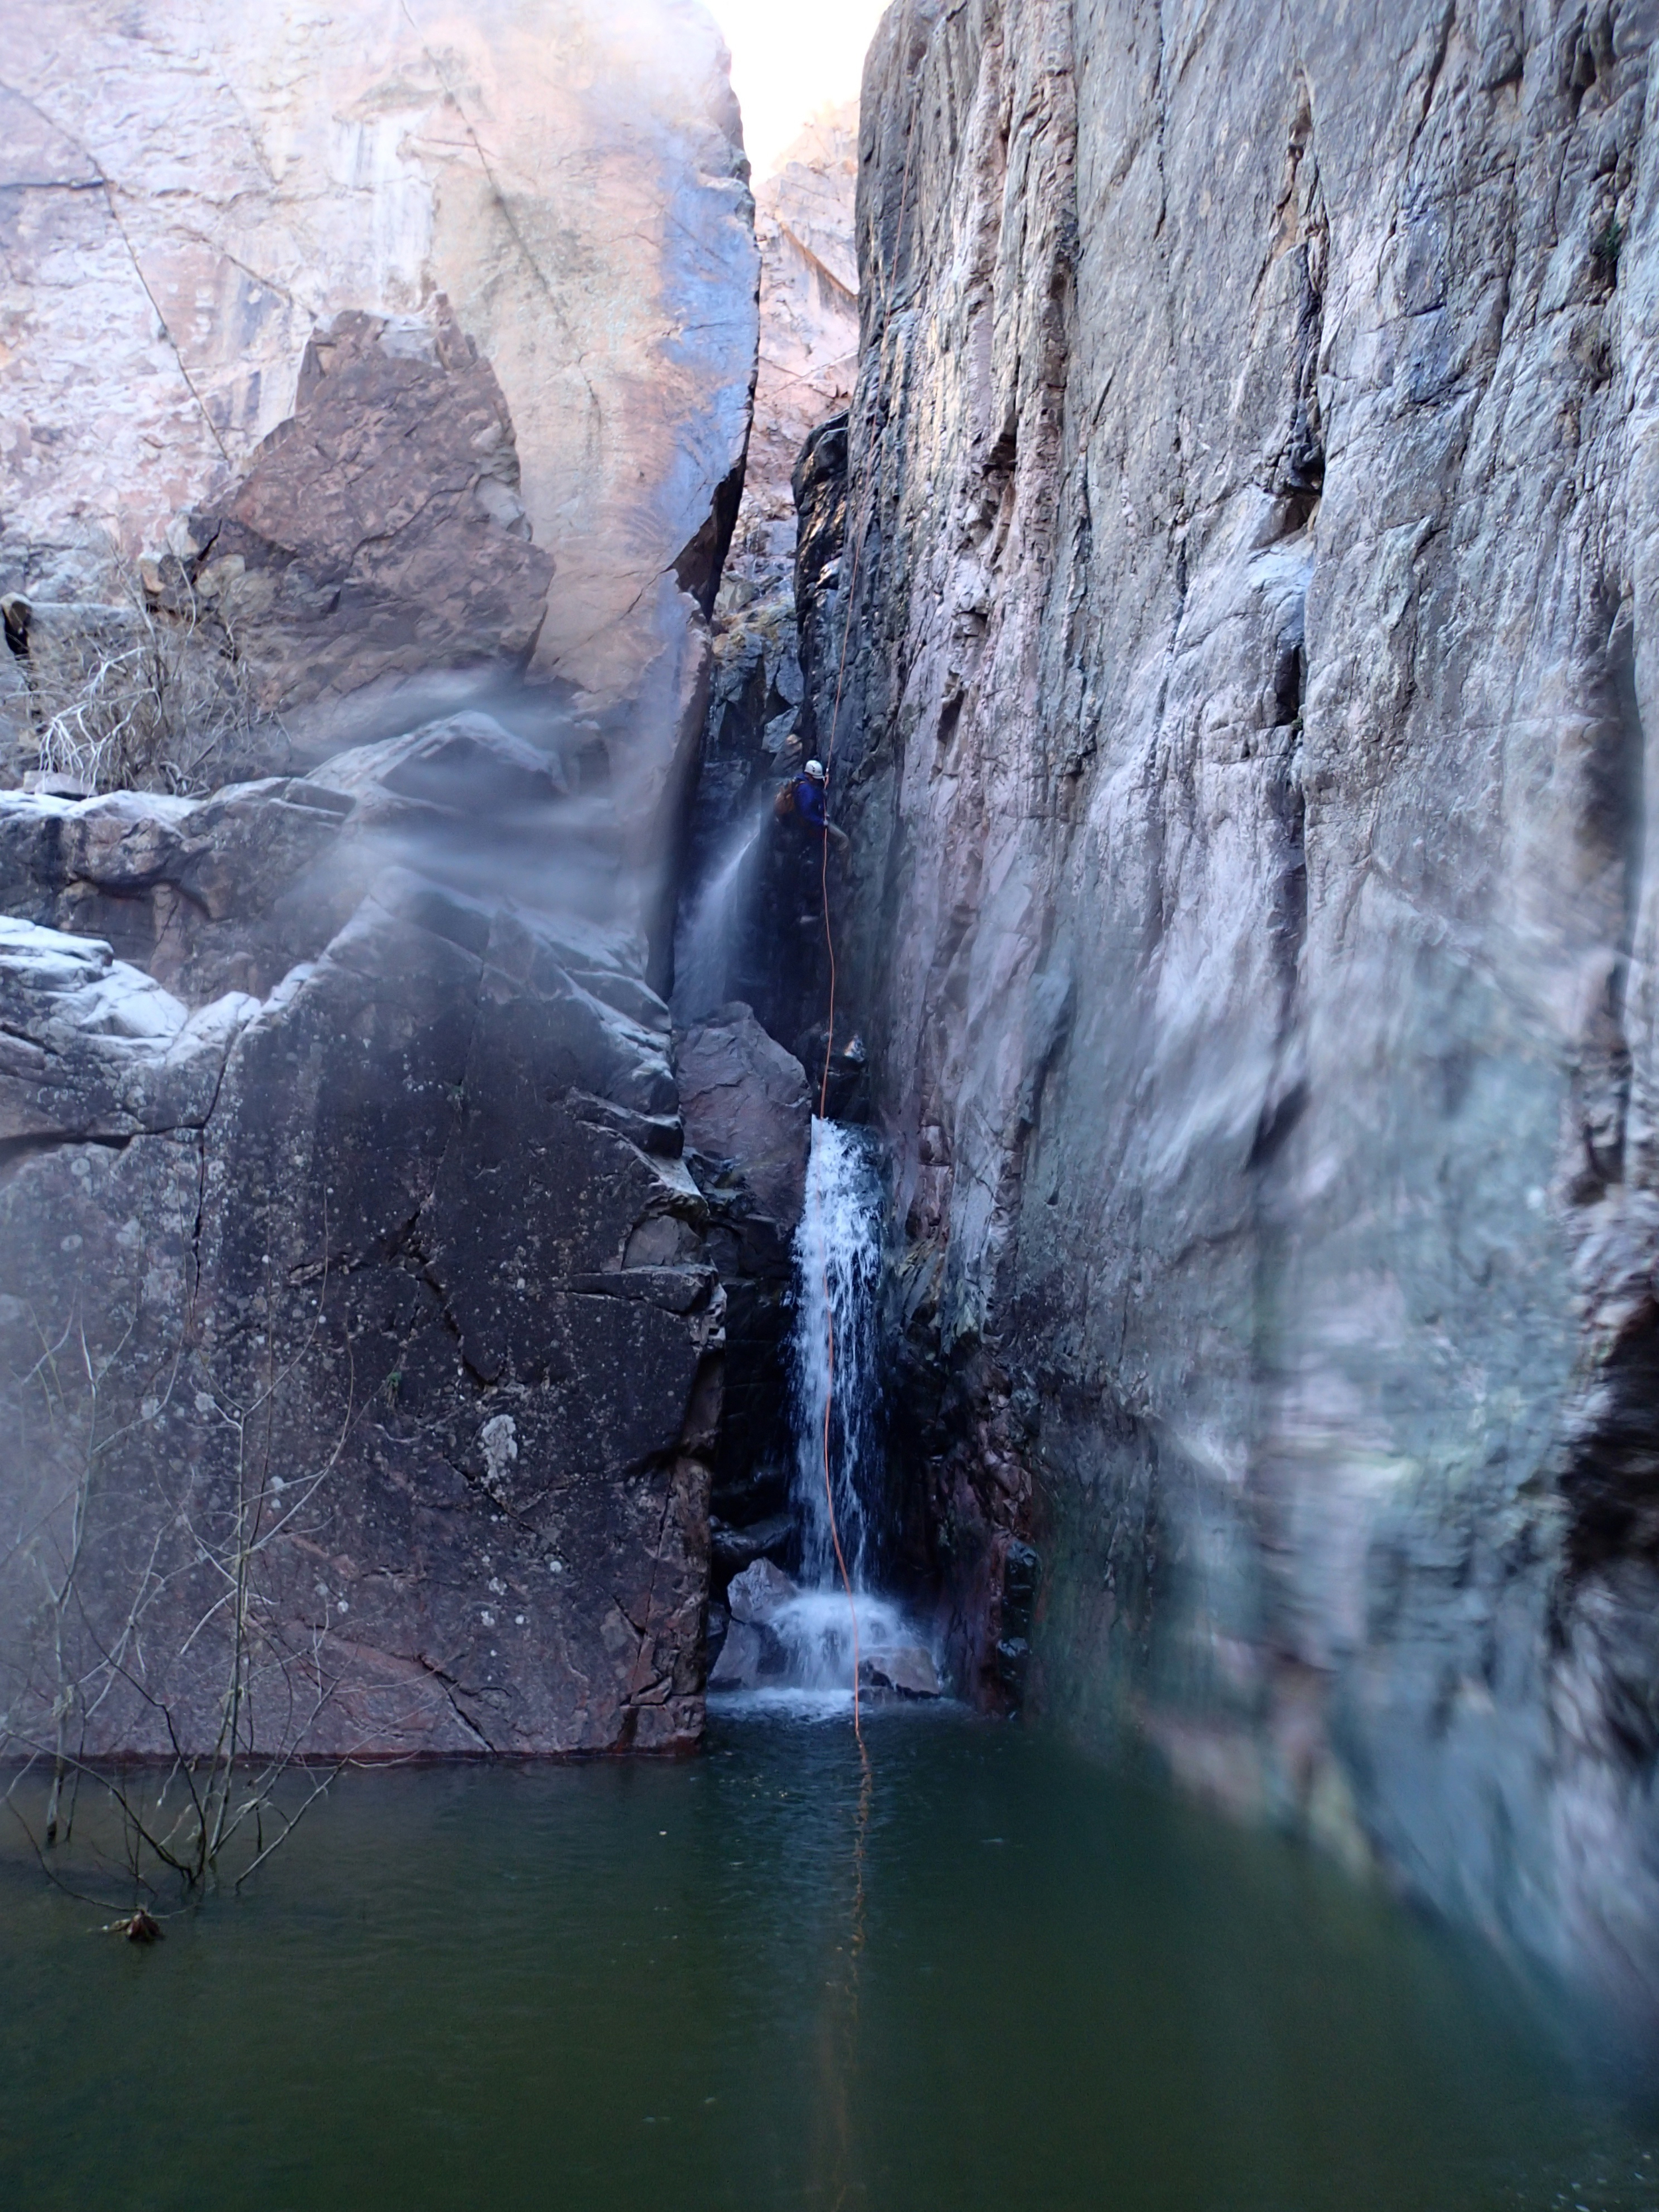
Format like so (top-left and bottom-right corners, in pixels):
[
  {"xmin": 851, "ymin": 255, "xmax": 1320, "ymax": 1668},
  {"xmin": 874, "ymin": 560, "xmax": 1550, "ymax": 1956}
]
[{"xmin": 810, "ymin": 86, "xmax": 920, "ymax": 1743}]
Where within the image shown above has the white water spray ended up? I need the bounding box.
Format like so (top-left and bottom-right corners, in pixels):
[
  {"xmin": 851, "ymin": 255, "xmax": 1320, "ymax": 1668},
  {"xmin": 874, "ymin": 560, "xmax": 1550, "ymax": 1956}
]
[{"xmin": 673, "ymin": 815, "xmax": 762, "ymax": 1020}]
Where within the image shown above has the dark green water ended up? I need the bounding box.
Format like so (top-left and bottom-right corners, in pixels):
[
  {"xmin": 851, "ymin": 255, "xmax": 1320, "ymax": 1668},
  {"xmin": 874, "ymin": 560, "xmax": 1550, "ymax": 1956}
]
[{"xmin": 2, "ymin": 1706, "xmax": 1655, "ymax": 2212}]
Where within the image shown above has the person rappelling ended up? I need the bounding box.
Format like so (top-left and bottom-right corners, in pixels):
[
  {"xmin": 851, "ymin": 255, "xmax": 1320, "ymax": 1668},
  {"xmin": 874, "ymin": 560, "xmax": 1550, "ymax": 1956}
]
[{"xmin": 775, "ymin": 756, "xmax": 851, "ymax": 861}]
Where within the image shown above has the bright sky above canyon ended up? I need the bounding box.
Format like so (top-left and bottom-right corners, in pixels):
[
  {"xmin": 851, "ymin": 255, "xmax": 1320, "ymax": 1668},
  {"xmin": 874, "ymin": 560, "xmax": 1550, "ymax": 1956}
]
[{"xmin": 704, "ymin": 0, "xmax": 889, "ymax": 177}]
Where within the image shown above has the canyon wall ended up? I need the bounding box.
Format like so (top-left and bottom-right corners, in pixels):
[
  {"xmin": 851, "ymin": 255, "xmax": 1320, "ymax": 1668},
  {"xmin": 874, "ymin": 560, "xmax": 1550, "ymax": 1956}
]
[
  {"xmin": 817, "ymin": 0, "xmax": 1659, "ymax": 2012},
  {"xmin": 0, "ymin": 0, "xmax": 762, "ymax": 1762},
  {"xmin": 2, "ymin": 0, "xmax": 757, "ymax": 844},
  {"xmin": 677, "ymin": 110, "xmax": 862, "ymax": 1038},
  {"xmin": 672, "ymin": 110, "xmax": 861, "ymax": 1590},
  {"xmin": 0, "ymin": 729, "xmax": 721, "ymax": 1756}
]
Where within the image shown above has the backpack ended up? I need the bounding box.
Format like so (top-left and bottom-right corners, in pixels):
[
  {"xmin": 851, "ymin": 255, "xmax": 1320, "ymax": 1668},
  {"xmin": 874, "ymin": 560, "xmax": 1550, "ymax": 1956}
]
[{"xmin": 772, "ymin": 778, "xmax": 796, "ymax": 820}]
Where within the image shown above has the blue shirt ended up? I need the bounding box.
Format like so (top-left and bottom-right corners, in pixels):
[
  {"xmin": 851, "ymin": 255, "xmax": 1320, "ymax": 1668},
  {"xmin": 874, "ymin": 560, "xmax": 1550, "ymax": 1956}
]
[{"xmin": 794, "ymin": 774, "xmax": 828, "ymax": 830}]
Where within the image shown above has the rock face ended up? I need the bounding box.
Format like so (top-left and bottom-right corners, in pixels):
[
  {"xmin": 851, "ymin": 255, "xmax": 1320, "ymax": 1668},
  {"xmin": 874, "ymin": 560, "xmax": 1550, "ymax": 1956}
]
[
  {"xmin": 184, "ymin": 304, "xmax": 555, "ymax": 717},
  {"xmin": 815, "ymin": 0, "xmax": 1659, "ymax": 2012},
  {"xmin": 674, "ymin": 110, "xmax": 861, "ymax": 1033},
  {"xmin": 678, "ymin": 1003, "xmax": 812, "ymax": 1224},
  {"xmin": 0, "ymin": 725, "xmax": 720, "ymax": 1757},
  {"xmin": 720, "ymin": 108, "xmax": 861, "ymax": 624},
  {"xmin": 678, "ymin": 1007, "xmax": 812, "ymax": 1595},
  {"xmin": 1, "ymin": 0, "xmax": 756, "ymax": 792}
]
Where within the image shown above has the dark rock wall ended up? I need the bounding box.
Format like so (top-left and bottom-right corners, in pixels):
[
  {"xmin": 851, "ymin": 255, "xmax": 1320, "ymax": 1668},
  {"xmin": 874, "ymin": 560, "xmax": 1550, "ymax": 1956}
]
[
  {"xmin": 677, "ymin": 1005, "xmax": 813, "ymax": 1587},
  {"xmin": 817, "ymin": 0, "xmax": 1659, "ymax": 2010},
  {"xmin": 0, "ymin": 731, "xmax": 719, "ymax": 1759}
]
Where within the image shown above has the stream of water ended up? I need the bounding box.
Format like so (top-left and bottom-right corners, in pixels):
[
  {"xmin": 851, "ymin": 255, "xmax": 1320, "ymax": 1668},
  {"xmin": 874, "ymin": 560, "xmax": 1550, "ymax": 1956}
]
[
  {"xmin": 790, "ymin": 1117, "xmax": 886, "ymax": 1591},
  {"xmin": 722, "ymin": 1114, "xmax": 938, "ymax": 1706},
  {"xmin": 674, "ymin": 815, "xmax": 763, "ymax": 1021},
  {"xmin": 3, "ymin": 1712, "xmax": 1655, "ymax": 2211}
]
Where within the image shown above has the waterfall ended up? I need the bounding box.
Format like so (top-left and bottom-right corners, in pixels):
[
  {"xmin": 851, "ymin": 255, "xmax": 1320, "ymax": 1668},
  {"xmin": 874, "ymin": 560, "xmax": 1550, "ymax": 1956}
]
[
  {"xmin": 673, "ymin": 815, "xmax": 762, "ymax": 1020},
  {"xmin": 711, "ymin": 1116, "xmax": 942, "ymax": 1704},
  {"xmin": 789, "ymin": 1116, "xmax": 885, "ymax": 1589}
]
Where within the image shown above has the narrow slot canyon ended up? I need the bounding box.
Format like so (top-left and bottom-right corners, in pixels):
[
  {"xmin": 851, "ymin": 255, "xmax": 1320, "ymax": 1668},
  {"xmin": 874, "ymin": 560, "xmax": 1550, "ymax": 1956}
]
[{"xmin": 5, "ymin": 1, "xmax": 1659, "ymax": 2203}]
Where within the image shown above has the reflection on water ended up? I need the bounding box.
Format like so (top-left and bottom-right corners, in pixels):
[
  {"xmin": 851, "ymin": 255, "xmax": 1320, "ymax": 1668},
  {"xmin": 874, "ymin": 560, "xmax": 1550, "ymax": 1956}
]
[{"xmin": 2, "ymin": 1711, "xmax": 1656, "ymax": 2212}]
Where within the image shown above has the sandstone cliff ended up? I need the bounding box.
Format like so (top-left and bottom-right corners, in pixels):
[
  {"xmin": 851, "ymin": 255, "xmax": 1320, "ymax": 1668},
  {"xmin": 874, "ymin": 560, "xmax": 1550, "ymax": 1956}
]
[
  {"xmin": 0, "ymin": 0, "xmax": 770, "ymax": 1765},
  {"xmin": 1, "ymin": 0, "xmax": 757, "ymax": 847},
  {"xmin": 815, "ymin": 0, "xmax": 1659, "ymax": 2013}
]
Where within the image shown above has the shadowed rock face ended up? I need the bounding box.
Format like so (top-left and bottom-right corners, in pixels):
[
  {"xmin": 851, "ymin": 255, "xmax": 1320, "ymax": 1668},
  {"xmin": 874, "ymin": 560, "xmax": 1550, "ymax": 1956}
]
[
  {"xmin": 678, "ymin": 1004, "xmax": 812, "ymax": 1227},
  {"xmin": 674, "ymin": 112, "xmax": 861, "ymax": 1042},
  {"xmin": 0, "ymin": 725, "xmax": 719, "ymax": 1757},
  {"xmin": 677, "ymin": 1006, "xmax": 812, "ymax": 1583},
  {"xmin": 814, "ymin": 0, "xmax": 1659, "ymax": 2010}
]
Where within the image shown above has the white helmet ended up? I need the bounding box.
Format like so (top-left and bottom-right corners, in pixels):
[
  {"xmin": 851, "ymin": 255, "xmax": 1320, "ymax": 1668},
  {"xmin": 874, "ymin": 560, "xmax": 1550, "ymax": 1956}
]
[{"xmin": 804, "ymin": 759, "xmax": 826, "ymax": 780}]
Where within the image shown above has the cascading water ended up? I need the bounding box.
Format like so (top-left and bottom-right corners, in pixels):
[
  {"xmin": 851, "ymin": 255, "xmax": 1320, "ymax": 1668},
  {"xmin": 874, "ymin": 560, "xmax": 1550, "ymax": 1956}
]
[
  {"xmin": 672, "ymin": 815, "xmax": 762, "ymax": 1020},
  {"xmin": 790, "ymin": 1116, "xmax": 885, "ymax": 1589},
  {"xmin": 708, "ymin": 1116, "xmax": 942, "ymax": 1705},
  {"xmin": 714, "ymin": 1116, "xmax": 939, "ymax": 1700}
]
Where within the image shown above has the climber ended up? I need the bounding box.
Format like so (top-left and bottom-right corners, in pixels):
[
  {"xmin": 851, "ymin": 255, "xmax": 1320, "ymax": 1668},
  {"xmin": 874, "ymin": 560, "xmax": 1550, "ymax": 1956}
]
[{"xmin": 778, "ymin": 757, "xmax": 851, "ymax": 860}]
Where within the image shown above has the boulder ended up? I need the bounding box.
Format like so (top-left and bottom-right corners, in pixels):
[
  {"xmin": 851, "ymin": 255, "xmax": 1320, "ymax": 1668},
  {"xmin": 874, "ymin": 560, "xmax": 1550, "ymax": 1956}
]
[
  {"xmin": 707, "ymin": 1619, "xmax": 766, "ymax": 1690},
  {"xmin": 726, "ymin": 1557, "xmax": 799, "ymax": 1628},
  {"xmin": 675, "ymin": 1010, "xmax": 812, "ymax": 1574},
  {"xmin": 182, "ymin": 304, "xmax": 556, "ymax": 717},
  {"xmin": 859, "ymin": 1647, "xmax": 942, "ymax": 1700},
  {"xmin": 676, "ymin": 1004, "xmax": 812, "ymax": 1226}
]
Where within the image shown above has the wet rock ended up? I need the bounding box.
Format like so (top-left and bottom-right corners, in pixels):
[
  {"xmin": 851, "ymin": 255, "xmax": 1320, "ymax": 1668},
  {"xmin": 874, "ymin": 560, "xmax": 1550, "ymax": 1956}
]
[
  {"xmin": 677, "ymin": 1015, "xmax": 809, "ymax": 1581},
  {"xmin": 710, "ymin": 1511, "xmax": 796, "ymax": 1578},
  {"xmin": 819, "ymin": 0, "xmax": 1659, "ymax": 2004},
  {"xmin": 0, "ymin": 731, "xmax": 723, "ymax": 1762},
  {"xmin": 859, "ymin": 1647, "xmax": 943, "ymax": 1700},
  {"xmin": 726, "ymin": 1558, "xmax": 799, "ymax": 1628},
  {"xmin": 707, "ymin": 1619, "xmax": 766, "ymax": 1690},
  {"xmin": 677, "ymin": 1005, "xmax": 811, "ymax": 1226}
]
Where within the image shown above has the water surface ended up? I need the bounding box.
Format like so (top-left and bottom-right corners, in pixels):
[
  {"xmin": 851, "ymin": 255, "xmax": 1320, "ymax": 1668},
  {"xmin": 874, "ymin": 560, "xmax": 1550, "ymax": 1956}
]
[{"xmin": 2, "ymin": 1708, "xmax": 1654, "ymax": 2211}]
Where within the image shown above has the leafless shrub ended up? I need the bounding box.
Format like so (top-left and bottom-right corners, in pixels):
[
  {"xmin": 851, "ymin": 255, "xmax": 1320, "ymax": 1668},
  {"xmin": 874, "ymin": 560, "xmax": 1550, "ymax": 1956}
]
[
  {"xmin": 0, "ymin": 1233, "xmax": 362, "ymax": 1919},
  {"xmin": 1, "ymin": 540, "xmax": 285, "ymax": 797}
]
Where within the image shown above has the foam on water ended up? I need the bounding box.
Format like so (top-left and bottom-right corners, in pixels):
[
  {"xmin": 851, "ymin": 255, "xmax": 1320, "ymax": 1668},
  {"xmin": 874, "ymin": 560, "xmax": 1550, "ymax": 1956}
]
[{"xmin": 770, "ymin": 1588, "xmax": 911, "ymax": 1686}]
